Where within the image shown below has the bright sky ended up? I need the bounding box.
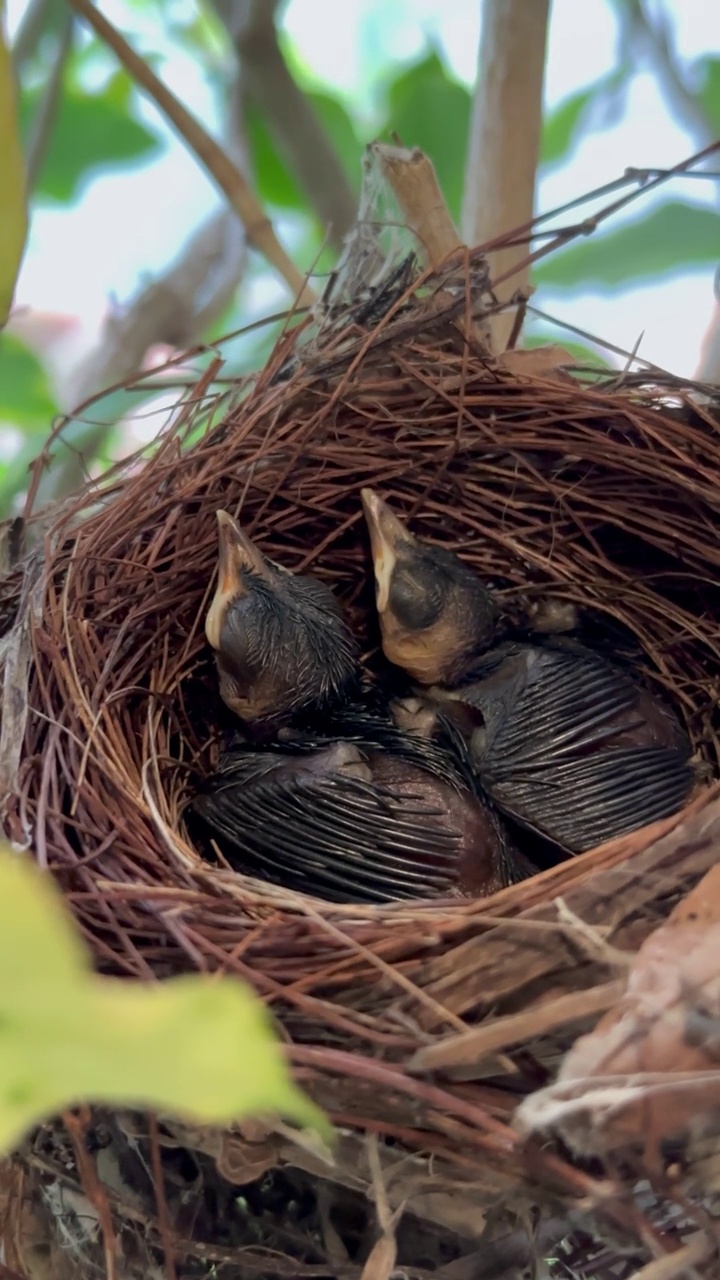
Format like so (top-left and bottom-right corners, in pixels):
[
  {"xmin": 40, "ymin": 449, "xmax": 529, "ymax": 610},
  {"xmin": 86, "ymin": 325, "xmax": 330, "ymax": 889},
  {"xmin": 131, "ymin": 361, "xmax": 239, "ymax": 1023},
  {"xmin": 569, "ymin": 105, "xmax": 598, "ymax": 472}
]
[{"xmin": 8, "ymin": 0, "xmax": 720, "ymax": 386}]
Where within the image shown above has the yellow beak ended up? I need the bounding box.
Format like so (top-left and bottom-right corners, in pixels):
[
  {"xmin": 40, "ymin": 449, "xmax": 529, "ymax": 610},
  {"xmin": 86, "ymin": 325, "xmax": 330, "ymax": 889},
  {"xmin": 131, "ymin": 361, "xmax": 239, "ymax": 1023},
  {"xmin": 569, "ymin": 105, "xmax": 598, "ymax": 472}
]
[
  {"xmin": 360, "ymin": 488, "xmax": 414, "ymax": 613},
  {"xmin": 205, "ymin": 510, "xmax": 268, "ymax": 650}
]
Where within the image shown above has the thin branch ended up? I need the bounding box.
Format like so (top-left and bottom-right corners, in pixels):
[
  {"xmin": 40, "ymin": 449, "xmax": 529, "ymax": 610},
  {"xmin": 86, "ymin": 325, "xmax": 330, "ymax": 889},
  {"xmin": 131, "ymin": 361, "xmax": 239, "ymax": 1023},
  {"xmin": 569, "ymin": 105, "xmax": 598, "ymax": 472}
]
[
  {"xmin": 66, "ymin": 0, "xmax": 314, "ymax": 306},
  {"xmin": 461, "ymin": 0, "xmax": 551, "ymax": 352},
  {"xmin": 621, "ymin": 1, "xmax": 720, "ymax": 381},
  {"xmin": 25, "ymin": 11, "xmax": 74, "ymax": 193},
  {"xmin": 214, "ymin": 0, "xmax": 357, "ymax": 251},
  {"xmin": 11, "ymin": 0, "xmax": 63, "ymax": 67},
  {"xmin": 36, "ymin": 205, "xmax": 247, "ymax": 506},
  {"xmin": 623, "ymin": 0, "xmax": 717, "ymax": 148}
]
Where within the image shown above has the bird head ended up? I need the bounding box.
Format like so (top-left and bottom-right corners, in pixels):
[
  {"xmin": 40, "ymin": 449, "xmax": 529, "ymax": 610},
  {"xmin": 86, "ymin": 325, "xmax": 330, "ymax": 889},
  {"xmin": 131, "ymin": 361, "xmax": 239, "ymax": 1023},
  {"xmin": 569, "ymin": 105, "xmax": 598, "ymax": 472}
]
[
  {"xmin": 360, "ymin": 489, "xmax": 499, "ymax": 685},
  {"xmin": 206, "ymin": 510, "xmax": 358, "ymax": 727}
]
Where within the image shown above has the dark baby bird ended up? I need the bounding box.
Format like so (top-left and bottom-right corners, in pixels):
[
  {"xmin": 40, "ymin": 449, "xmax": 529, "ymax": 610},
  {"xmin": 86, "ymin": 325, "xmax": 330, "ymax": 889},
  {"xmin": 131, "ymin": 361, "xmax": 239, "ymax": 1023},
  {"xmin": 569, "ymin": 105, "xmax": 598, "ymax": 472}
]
[
  {"xmin": 361, "ymin": 489, "xmax": 696, "ymax": 856},
  {"xmin": 195, "ymin": 510, "xmax": 525, "ymax": 903}
]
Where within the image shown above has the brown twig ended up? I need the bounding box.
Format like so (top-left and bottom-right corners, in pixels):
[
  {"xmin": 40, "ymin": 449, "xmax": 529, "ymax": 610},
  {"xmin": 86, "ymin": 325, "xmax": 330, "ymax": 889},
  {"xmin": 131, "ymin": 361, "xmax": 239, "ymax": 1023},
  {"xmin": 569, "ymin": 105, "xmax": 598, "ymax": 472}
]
[{"xmin": 63, "ymin": 1109, "xmax": 119, "ymax": 1280}]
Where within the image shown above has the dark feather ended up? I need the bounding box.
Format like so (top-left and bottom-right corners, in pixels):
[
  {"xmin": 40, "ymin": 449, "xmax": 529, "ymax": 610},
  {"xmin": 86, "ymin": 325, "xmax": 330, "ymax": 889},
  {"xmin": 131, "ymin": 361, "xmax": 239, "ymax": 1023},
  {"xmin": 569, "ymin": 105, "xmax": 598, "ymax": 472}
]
[
  {"xmin": 469, "ymin": 641, "xmax": 694, "ymax": 850},
  {"xmin": 195, "ymin": 749, "xmax": 465, "ymax": 903}
]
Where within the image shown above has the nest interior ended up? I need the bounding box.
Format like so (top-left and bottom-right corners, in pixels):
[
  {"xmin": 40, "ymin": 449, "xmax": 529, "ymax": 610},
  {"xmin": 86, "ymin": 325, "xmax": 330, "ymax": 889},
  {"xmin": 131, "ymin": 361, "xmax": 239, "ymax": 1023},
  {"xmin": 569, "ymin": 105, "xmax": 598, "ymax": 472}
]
[{"xmin": 3, "ymin": 270, "xmax": 720, "ymax": 1278}]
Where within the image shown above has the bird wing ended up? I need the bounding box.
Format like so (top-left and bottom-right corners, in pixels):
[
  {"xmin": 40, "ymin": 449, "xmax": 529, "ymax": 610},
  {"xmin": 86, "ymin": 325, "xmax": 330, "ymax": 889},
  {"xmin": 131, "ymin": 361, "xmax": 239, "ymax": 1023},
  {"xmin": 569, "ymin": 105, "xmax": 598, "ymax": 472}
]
[
  {"xmin": 487, "ymin": 746, "xmax": 694, "ymax": 851},
  {"xmin": 469, "ymin": 643, "xmax": 644, "ymax": 763},
  {"xmin": 194, "ymin": 751, "xmax": 464, "ymax": 904},
  {"xmin": 475, "ymin": 646, "xmax": 694, "ymax": 850}
]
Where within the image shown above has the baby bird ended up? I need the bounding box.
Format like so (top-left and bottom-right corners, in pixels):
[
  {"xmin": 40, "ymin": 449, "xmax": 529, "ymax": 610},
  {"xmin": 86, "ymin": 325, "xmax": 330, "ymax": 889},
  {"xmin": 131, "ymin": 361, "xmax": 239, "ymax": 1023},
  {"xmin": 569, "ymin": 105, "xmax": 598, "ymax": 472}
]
[
  {"xmin": 205, "ymin": 509, "xmax": 358, "ymax": 735},
  {"xmin": 360, "ymin": 488, "xmax": 499, "ymax": 685},
  {"xmin": 194, "ymin": 511, "xmax": 526, "ymax": 902},
  {"xmin": 361, "ymin": 489, "xmax": 696, "ymax": 857}
]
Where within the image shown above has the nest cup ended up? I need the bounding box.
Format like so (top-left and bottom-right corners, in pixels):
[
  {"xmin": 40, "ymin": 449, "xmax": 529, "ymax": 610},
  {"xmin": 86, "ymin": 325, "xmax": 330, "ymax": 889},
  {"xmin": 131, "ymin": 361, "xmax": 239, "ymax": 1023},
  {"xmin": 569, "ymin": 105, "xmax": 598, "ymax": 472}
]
[{"xmin": 4, "ymin": 265, "xmax": 720, "ymax": 1277}]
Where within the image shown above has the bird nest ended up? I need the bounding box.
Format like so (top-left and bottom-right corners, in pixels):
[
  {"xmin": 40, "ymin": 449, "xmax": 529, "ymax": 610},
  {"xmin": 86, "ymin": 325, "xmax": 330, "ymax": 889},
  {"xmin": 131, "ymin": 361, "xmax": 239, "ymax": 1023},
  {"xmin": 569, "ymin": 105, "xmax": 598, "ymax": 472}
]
[{"xmin": 2, "ymin": 248, "xmax": 720, "ymax": 1280}]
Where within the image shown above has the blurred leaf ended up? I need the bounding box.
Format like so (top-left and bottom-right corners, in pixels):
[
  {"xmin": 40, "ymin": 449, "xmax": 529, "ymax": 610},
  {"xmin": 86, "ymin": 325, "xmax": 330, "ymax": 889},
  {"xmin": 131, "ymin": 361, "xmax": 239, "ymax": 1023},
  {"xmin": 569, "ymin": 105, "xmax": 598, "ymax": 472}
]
[
  {"xmin": 248, "ymin": 92, "xmax": 362, "ymax": 211},
  {"xmin": 0, "ymin": 849, "xmax": 328, "ymax": 1155},
  {"xmin": 20, "ymin": 68, "xmax": 162, "ymax": 202},
  {"xmin": 697, "ymin": 56, "xmax": 720, "ymax": 134},
  {"xmin": 542, "ymin": 68, "xmax": 632, "ymax": 168},
  {"xmin": 0, "ymin": 335, "xmax": 56, "ymax": 428},
  {"xmin": 542, "ymin": 87, "xmax": 597, "ymax": 167},
  {"xmin": 534, "ymin": 201, "xmax": 720, "ymax": 290},
  {"xmin": 383, "ymin": 53, "xmax": 470, "ymax": 223},
  {"xmin": 0, "ymin": 17, "xmax": 28, "ymax": 325},
  {"xmin": 526, "ymin": 331, "xmax": 610, "ymax": 369}
]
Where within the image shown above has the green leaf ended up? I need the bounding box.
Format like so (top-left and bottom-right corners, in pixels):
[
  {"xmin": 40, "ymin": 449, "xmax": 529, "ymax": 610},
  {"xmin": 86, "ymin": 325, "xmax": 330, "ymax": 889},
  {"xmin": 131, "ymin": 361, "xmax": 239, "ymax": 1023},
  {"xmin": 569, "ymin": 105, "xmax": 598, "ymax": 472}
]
[
  {"xmin": 696, "ymin": 56, "xmax": 720, "ymax": 135},
  {"xmin": 541, "ymin": 68, "xmax": 631, "ymax": 169},
  {"xmin": 248, "ymin": 92, "xmax": 362, "ymax": 211},
  {"xmin": 534, "ymin": 201, "xmax": 720, "ymax": 290},
  {"xmin": 541, "ymin": 87, "xmax": 596, "ymax": 167},
  {"xmin": 19, "ymin": 69, "xmax": 162, "ymax": 202},
  {"xmin": 0, "ymin": 335, "xmax": 57, "ymax": 429},
  {"xmin": 0, "ymin": 849, "xmax": 327, "ymax": 1154},
  {"xmin": 0, "ymin": 17, "xmax": 28, "ymax": 325},
  {"xmin": 383, "ymin": 53, "xmax": 470, "ymax": 223}
]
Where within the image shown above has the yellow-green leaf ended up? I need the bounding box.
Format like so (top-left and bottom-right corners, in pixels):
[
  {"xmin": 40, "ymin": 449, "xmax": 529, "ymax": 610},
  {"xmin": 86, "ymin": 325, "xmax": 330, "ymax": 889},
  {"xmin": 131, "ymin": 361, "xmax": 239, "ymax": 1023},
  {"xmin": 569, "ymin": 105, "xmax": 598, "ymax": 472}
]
[
  {"xmin": 0, "ymin": 850, "xmax": 328, "ymax": 1153},
  {"xmin": 0, "ymin": 13, "xmax": 28, "ymax": 326}
]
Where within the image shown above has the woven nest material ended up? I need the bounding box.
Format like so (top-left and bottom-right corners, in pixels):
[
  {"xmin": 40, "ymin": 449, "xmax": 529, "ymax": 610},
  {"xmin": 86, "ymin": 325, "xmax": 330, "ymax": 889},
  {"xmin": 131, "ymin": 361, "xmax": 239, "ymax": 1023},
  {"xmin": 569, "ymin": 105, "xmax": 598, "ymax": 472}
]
[{"xmin": 3, "ymin": 255, "xmax": 720, "ymax": 1280}]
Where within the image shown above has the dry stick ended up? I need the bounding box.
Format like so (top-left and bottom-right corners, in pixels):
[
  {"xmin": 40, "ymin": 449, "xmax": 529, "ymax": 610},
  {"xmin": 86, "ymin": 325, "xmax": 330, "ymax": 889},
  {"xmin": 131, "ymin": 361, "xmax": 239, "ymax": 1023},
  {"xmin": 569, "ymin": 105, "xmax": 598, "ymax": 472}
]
[
  {"xmin": 66, "ymin": 0, "xmax": 314, "ymax": 307},
  {"xmin": 370, "ymin": 141, "xmax": 493, "ymax": 353},
  {"xmin": 410, "ymin": 979, "xmax": 626, "ymax": 1073},
  {"xmin": 63, "ymin": 1109, "xmax": 119, "ymax": 1280}
]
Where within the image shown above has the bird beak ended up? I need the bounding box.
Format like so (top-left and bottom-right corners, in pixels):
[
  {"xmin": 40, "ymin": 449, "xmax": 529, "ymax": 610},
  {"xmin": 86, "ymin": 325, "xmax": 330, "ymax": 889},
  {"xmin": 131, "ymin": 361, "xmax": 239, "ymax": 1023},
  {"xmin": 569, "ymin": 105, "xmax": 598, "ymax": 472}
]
[
  {"xmin": 205, "ymin": 510, "xmax": 268, "ymax": 650},
  {"xmin": 360, "ymin": 488, "xmax": 415, "ymax": 614}
]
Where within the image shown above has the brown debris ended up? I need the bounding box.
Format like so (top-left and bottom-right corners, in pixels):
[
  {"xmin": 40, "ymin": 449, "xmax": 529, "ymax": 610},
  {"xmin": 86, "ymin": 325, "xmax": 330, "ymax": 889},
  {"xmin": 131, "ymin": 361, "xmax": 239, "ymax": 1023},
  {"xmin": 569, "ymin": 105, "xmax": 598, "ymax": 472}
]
[{"xmin": 517, "ymin": 861, "xmax": 720, "ymax": 1179}]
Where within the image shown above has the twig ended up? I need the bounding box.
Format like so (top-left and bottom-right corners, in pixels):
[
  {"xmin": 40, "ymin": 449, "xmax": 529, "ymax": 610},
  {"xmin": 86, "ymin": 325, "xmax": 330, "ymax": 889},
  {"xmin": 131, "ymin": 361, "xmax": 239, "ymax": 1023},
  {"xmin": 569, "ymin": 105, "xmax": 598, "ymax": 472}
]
[
  {"xmin": 148, "ymin": 1114, "xmax": 178, "ymax": 1280},
  {"xmin": 63, "ymin": 1109, "xmax": 119, "ymax": 1280},
  {"xmin": 25, "ymin": 11, "xmax": 74, "ymax": 193},
  {"xmin": 214, "ymin": 0, "xmax": 357, "ymax": 251},
  {"xmin": 626, "ymin": 1232, "xmax": 715, "ymax": 1280},
  {"xmin": 461, "ymin": 0, "xmax": 551, "ymax": 351},
  {"xmin": 409, "ymin": 980, "xmax": 625, "ymax": 1073},
  {"xmin": 65, "ymin": 0, "xmax": 314, "ymax": 305}
]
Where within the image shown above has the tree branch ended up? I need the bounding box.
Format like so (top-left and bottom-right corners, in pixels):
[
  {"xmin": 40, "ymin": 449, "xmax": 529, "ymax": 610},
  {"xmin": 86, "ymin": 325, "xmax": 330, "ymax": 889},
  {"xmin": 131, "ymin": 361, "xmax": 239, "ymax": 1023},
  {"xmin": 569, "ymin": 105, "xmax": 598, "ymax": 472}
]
[
  {"xmin": 461, "ymin": 0, "xmax": 551, "ymax": 352},
  {"xmin": 622, "ymin": 0, "xmax": 716, "ymax": 148},
  {"xmin": 213, "ymin": 0, "xmax": 357, "ymax": 252},
  {"xmin": 25, "ymin": 11, "xmax": 74, "ymax": 193},
  {"xmin": 35, "ymin": 2, "xmax": 262, "ymax": 506},
  {"xmin": 11, "ymin": 0, "xmax": 64, "ymax": 68},
  {"xmin": 66, "ymin": 0, "xmax": 314, "ymax": 305}
]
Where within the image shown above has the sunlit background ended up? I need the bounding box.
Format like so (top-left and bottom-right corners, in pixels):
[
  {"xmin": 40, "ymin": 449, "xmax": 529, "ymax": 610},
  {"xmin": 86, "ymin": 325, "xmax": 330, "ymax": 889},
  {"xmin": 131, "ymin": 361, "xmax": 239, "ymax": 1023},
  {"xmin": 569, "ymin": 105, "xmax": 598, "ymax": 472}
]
[{"xmin": 2, "ymin": 0, "xmax": 719, "ymax": 509}]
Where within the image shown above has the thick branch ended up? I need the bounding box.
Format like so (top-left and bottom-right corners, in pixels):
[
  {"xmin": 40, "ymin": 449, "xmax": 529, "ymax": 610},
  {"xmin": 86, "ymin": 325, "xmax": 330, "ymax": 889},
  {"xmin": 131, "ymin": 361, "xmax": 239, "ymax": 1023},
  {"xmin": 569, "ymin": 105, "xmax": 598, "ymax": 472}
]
[
  {"xmin": 461, "ymin": 0, "xmax": 551, "ymax": 351},
  {"xmin": 214, "ymin": 0, "xmax": 357, "ymax": 251}
]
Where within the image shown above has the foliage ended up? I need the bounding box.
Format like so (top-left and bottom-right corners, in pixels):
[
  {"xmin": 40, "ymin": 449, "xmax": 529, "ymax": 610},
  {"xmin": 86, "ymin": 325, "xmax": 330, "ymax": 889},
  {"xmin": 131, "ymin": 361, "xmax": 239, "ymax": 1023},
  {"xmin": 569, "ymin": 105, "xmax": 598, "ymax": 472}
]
[
  {"xmin": 19, "ymin": 65, "xmax": 163, "ymax": 203},
  {"xmin": 0, "ymin": 847, "xmax": 326, "ymax": 1154},
  {"xmin": 535, "ymin": 201, "xmax": 720, "ymax": 290},
  {"xmin": 2, "ymin": 1, "xmax": 720, "ymax": 510}
]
